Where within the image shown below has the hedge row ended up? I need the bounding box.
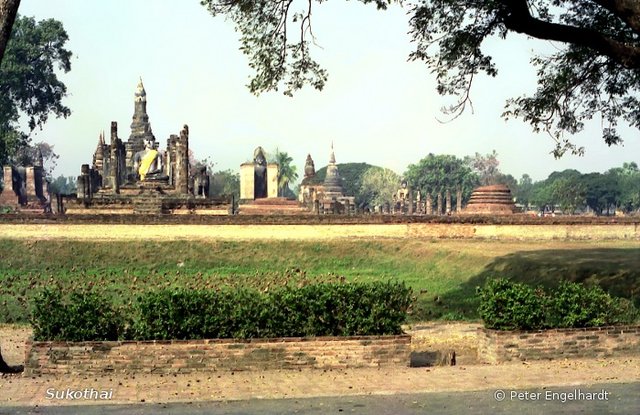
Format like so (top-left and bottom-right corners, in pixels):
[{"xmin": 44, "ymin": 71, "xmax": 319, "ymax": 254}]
[
  {"xmin": 478, "ymin": 278, "xmax": 639, "ymax": 330},
  {"xmin": 30, "ymin": 281, "xmax": 413, "ymax": 341}
]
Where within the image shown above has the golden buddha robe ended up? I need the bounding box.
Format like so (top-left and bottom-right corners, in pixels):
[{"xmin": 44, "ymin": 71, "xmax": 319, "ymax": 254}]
[{"xmin": 138, "ymin": 149, "xmax": 158, "ymax": 180}]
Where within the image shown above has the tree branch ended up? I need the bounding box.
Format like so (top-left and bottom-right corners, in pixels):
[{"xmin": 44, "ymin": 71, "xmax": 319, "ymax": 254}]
[
  {"xmin": 591, "ymin": 0, "xmax": 640, "ymax": 35},
  {"xmin": 0, "ymin": 0, "xmax": 21, "ymax": 65},
  {"xmin": 501, "ymin": 0, "xmax": 640, "ymax": 69}
]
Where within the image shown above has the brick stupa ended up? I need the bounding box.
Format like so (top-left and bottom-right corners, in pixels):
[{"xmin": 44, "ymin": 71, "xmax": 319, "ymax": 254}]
[{"xmin": 463, "ymin": 184, "xmax": 516, "ymax": 215}]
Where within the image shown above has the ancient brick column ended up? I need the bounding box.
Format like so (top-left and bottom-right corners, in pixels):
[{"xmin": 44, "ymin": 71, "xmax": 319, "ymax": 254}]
[
  {"xmin": 174, "ymin": 125, "xmax": 189, "ymax": 194},
  {"xmin": 437, "ymin": 193, "xmax": 443, "ymax": 215},
  {"xmin": 426, "ymin": 193, "xmax": 432, "ymax": 215},
  {"xmin": 109, "ymin": 144, "xmax": 119, "ymax": 194},
  {"xmin": 456, "ymin": 186, "xmax": 463, "ymax": 212},
  {"xmin": 408, "ymin": 190, "xmax": 414, "ymax": 215},
  {"xmin": 267, "ymin": 163, "xmax": 279, "ymax": 198},
  {"xmin": 25, "ymin": 167, "xmax": 37, "ymax": 200},
  {"xmin": 445, "ymin": 189, "xmax": 451, "ymax": 215}
]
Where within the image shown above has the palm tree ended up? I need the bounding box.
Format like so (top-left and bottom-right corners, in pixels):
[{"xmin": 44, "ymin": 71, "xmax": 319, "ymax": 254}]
[{"xmin": 274, "ymin": 149, "xmax": 298, "ymax": 198}]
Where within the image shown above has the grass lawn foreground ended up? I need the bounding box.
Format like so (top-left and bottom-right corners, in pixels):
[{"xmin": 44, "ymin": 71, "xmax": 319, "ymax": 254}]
[{"xmin": 1, "ymin": 235, "xmax": 638, "ymax": 325}]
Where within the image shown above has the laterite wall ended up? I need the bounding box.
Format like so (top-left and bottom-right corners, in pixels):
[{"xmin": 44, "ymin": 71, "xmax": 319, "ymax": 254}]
[
  {"xmin": 478, "ymin": 326, "xmax": 640, "ymax": 363},
  {"xmin": 24, "ymin": 335, "xmax": 411, "ymax": 375}
]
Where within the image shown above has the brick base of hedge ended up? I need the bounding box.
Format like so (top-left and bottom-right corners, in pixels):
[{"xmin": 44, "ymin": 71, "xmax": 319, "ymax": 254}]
[
  {"xmin": 24, "ymin": 335, "xmax": 411, "ymax": 375},
  {"xmin": 478, "ymin": 325, "xmax": 640, "ymax": 363}
]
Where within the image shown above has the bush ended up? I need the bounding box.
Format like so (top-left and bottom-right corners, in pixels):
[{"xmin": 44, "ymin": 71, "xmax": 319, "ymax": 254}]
[
  {"xmin": 131, "ymin": 287, "xmax": 270, "ymax": 340},
  {"xmin": 31, "ymin": 288, "xmax": 123, "ymax": 341},
  {"xmin": 547, "ymin": 281, "xmax": 639, "ymax": 328},
  {"xmin": 478, "ymin": 278, "xmax": 546, "ymax": 330},
  {"xmin": 132, "ymin": 281, "xmax": 412, "ymax": 340},
  {"xmin": 478, "ymin": 278, "xmax": 640, "ymax": 330}
]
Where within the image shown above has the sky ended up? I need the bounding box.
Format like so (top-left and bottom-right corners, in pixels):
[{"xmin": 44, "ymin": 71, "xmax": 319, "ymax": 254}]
[{"xmin": 16, "ymin": 0, "xmax": 640, "ymax": 182}]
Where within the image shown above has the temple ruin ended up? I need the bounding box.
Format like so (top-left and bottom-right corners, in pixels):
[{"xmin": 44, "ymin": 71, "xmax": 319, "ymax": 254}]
[
  {"xmin": 463, "ymin": 184, "xmax": 516, "ymax": 215},
  {"xmin": 67, "ymin": 79, "xmax": 231, "ymax": 215},
  {"xmin": 298, "ymin": 144, "xmax": 355, "ymax": 214},
  {"xmin": 0, "ymin": 148, "xmax": 51, "ymax": 213}
]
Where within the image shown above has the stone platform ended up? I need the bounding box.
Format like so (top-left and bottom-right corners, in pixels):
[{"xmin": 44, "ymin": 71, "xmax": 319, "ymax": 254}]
[
  {"xmin": 238, "ymin": 198, "xmax": 309, "ymax": 215},
  {"xmin": 463, "ymin": 184, "xmax": 516, "ymax": 215}
]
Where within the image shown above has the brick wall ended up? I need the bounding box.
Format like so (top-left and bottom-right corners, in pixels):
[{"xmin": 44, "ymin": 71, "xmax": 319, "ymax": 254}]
[
  {"xmin": 24, "ymin": 335, "xmax": 411, "ymax": 376},
  {"xmin": 478, "ymin": 326, "xmax": 640, "ymax": 363}
]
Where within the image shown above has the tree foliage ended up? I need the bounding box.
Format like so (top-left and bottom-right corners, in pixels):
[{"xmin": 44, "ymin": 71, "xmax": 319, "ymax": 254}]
[
  {"xmin": 0, "ymin": 15, "xmax": 71, "ymax": 165},
  {"xmin": 11, "ymin": 141, "xmax": 58, "ymax": 175},
  {"xmin": 49, "ymin": 175, "xmax": 76, "ymax": 195},
  {"xmin": 464, "ymin": 150, "xmax": 502, "ymax": 185},
  {"xmin": 202, "ymin": 0, "xmax": 640, "ymax": 155},
  {"xmin": 528, "ymin": 164, "xmax": 640, "ymax": 214},
  {"xmin": 404, "ymin": 153, "xmax": 479, "ymax": 203},
  {"xmin": 209, "ymin": 168, "xmax": 240, "ymax": 200},
  {"xmin": 271, "ymin": 148, "xmax": 298, "ymax": 197},
  {"xmin": 358, "ymin": 166, "xmax": 401, "ymax": 208}
]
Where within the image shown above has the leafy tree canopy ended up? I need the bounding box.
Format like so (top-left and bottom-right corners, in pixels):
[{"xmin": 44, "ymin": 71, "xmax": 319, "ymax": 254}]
[
  {"xmin": 269, "ymin": 148, "xmax": 299, "ymax": 197},
  {"xmin": 359, "ymin": 166, "xmax": 402, "ymax": 208},
  {"xmin": 404, "ymin": 153, "xmax": 479, "ymax": 202},
  {"xmin": 209, "ymin": 168, "xmax": 241, "ymax": 200},
  {"xmin": 49, "ymin": 175, "xmax": 76, "ymax": 195},
  {"xmin": 201, "ymin": 0, "xmax": 640, "ymax": 156},
  {"xmin": 0, "ymin": 15, "xmax": 71, "ymax": 165}
]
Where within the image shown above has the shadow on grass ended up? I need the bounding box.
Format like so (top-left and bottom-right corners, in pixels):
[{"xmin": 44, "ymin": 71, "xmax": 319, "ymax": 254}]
[{"xmin": 417, "ymin": 248, "xmax": 640, "ymax": 321}]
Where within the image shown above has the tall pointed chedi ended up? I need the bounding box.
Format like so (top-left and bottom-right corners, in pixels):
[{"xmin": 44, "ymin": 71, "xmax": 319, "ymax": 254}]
[
  {"xmin": 128, "ymin": 77, "xmax": 155, "ymax": 153},
  {"xmin": 322, "ymin": 142, "xmax": 344, "ymax": 197}
]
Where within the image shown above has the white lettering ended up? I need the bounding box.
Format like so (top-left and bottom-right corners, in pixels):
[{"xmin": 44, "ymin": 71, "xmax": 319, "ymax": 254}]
[{"xmin": 44, "ymin": 388, "xmax": 114, "ymax": 400}]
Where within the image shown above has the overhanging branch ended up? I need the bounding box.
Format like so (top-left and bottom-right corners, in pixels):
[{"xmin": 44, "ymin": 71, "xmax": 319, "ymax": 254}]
[{"xmin": 501, "ymin": 0, "xmax": 640, "ymax": 69}]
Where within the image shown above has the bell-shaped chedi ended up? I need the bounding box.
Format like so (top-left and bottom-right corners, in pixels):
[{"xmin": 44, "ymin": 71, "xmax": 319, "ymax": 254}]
[{"xmin": 463, "ymin": 184, "xmax": 516, "ymax": 215}]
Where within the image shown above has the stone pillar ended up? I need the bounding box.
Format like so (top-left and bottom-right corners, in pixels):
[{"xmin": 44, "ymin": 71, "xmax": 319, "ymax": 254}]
[
  {"xmin": 79, "ymin": 164, "xmax": 91, "ymax": 199},
  {"xmin": 0, "ymin": 166, "xmax": 17, "ymax": 206},
  {"xmin": 240, "ymin": 163, "xmax": 254, "ymax": 200},
  {"xmin": 426, "ymin": 194, "xmax": 432, "ymax": 215},
  {"xmin": 167, "ymin": 135, "xmax": 177, "ymax": 186},
  {"xmin": 445, "ymin": 189, "xmax": 452, "ymax": 215},
  {"xmin": 109, "ymin": 145, "xmax": 119, "ymax": 194},
  {"xmin": 174, "ymin": 126, "xmax": 189, "ymax": 194},
  {"xmin": 267, "ymin": 163, "xmax": 278, "ymax": 198},
  {"xmin": 25, "ymin": 167, "xmax": 37, "ymax": 200},
  {"xmin": 3, "ymin": 166, "xmax": 12, "ymax": 193},
  {"xmin": 436, "ymin": 193, "xmax": 442, "ymax": 215},
  {"xmin": 456, "ymin": 186, "xmax": 463, "ymax": 212},
  {"xmin": 408, "ymin": 190, "xmax": 414, "ymax": 215}
]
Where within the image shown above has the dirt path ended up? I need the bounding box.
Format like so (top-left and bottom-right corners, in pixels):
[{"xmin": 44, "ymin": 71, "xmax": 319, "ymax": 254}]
[{"xmin": 2, "ymin": 323, "xmax": 638, "ymax": 406}]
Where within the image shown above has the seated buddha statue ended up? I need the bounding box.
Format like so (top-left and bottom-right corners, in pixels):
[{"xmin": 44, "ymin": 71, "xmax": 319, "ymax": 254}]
[{"xmin": 133, "ymin": 138, "xmax": 167, "ymax": 181}]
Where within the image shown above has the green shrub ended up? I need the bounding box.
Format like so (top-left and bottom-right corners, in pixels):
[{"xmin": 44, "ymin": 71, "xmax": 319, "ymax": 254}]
[
  {"xmin": 31, "ymin": 282, "xmax": 412, "ymax": 341},
  {"xmin": 130, "ymin": 287, "xmax": 270, "ymax": 340},
  {"xmin": 478, "ymin": 278, "xmax": 546, "ymax": 330},
  {"xmin": 478, "ymin": 279, "xmax": 640, "ymax": 330},
  {"xmin": 547, "ymin": 281, "xmax": 639, "ymax": 328},
  {"xmin": 132, "ymin": 281, "xmax": 412, "ymax": 340},
  {"xmin": 31, "ymin": 288, "xmax": 123, "ymax": 341}
]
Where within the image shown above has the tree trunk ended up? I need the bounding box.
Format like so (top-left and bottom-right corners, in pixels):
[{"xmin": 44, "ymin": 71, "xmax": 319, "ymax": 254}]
[{"xmin": 0, "ymin": 0, "xmax": 21, "ymax": 65}]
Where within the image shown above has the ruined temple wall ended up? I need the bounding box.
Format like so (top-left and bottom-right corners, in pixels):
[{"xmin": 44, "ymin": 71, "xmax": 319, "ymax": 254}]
[
  {"xmin": 0, "ymin": 166, "xmax": 19, "ymax": 206},
  {"xmin": 267, "ymin": 163, "xmax": 278, "ymax": 198},
  {"xmin": 240, "ymin": 163, "xmax": 254, "ymax": 200}
]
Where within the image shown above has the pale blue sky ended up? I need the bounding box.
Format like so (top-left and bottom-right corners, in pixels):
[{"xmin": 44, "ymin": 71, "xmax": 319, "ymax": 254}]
[{"xmin": 17, "ymin": 0, "xmax": 640, "ymax": 181}]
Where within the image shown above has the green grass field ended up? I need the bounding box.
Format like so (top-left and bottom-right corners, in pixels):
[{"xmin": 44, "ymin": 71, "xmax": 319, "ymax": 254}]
[{"xmin": 1, "ymin": 238, "xmax": 638, "ymax": 324}]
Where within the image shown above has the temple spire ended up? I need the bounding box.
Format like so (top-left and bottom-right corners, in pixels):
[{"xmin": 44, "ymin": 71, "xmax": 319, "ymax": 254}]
[
  {"xmin": 135, "ymin": 77, "xmax": 146, "ymax": 102},
  {"xmin": 129, "ymin": 77, "xmax": 154, "ymax": 151},
  {"xmin": 329, "ymin": 141, "xmax": 336, "ymax": 164}
]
